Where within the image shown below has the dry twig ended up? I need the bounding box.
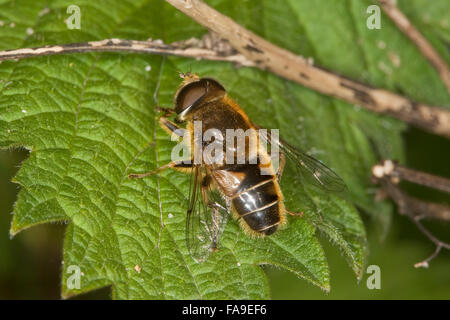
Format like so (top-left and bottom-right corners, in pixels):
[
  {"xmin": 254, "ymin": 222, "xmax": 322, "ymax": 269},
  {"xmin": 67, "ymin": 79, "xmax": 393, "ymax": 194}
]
[
  {"xmin": 378, "ymin": 0, "xmax": 450, "ymax": 92},
  {"xmin": 0, "ymin": 37, "xmax": 254, "ymax": 66},
  {"xmin": 372, "ymin": 160, "xmax": 450, "ymax": 268}
]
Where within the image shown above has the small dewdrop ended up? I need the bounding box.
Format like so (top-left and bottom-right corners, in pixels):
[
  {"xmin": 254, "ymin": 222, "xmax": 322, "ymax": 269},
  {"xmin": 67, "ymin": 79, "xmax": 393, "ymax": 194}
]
[
  {"xmin": 39, "ymin": 7, "xmax": 50, "ymax": 17},
  {"xmin": 21, "ymin": 109, "xmax": 27, "ymax": 113},
  {"xmin": 388, "ymin": 52, "xmax": 401, "ymax": 68},
  {"xmin": 26, "ymin": 27, "xmax": 34, "ymax": 35},
  {"xmin": 9, "ymin": 22, "xmax": 15, "ymax": 28},
  {"xmin": 377, "ymin": 40, "xmax": 386, "ymax": 49},
  {"xmin": 414, "ymin": 261, "xmax": 429, "ymax": 269},
  {"xmin": 237, "ymin": 262, "xmax": 241, "ymax": 267},
  {"xmin": 7, "ymin": 129, "xmax": 11, "ymax": 134},
  {"xmin": 134, "ymin": 264, "xmax": 141, "ymax": 273},
  {"xmin": 168, "ymin": 213, "xmax": 174, "ymax": 219},
  {"xmin": 145, "ymin": 65, "xmax": 152, "ymax": 72},
  {"xmin": 378, "ymin": 61, "xmax": 392, "ymax": 75},
  {"xmin": 0, "ymin": 21, "xmax": 4, "ymax": 27}
]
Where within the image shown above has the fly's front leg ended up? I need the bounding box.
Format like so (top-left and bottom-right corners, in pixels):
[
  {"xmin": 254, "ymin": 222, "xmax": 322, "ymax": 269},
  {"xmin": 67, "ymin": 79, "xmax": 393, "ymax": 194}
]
[
  {"xmin": 159, "ymin": 117, "xmax": 185, "ymax": 139},
  {"xmin": 128, "ymin": 116, "xmax": 192, "ymax": 179},
  {"xmin": 128, "ymin": 160, "xmax": 193, "ymax": 179},
  {"xmin": 155, "ymin": 106, "xmax": 175, "ymax": 117}
]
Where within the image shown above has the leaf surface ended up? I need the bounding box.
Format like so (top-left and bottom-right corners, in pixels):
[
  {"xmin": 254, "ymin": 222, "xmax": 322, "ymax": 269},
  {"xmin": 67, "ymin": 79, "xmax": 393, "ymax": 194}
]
[{"xmin": 0, "ymin": 0, "xmax": 448, "ymax": 299}]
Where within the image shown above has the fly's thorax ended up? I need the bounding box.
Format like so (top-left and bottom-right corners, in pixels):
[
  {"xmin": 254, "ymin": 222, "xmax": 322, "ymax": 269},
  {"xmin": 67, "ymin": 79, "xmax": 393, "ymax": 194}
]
[{"xmin": 186, "ymin": 102, "xmax": 278, "ymax": 170}]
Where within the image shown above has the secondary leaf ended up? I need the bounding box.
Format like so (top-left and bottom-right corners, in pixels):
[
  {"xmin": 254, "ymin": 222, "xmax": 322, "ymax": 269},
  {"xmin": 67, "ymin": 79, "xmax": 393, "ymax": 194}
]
[{"xmin": 0, "ymin": 0, "xmax": 448, "ymax": 299}]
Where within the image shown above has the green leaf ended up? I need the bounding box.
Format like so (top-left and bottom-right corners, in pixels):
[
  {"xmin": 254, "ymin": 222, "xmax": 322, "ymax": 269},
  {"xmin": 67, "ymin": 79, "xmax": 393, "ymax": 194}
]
[{"xmin": 0, "ymin": 0, "xmax": 448, "ymax": 299}]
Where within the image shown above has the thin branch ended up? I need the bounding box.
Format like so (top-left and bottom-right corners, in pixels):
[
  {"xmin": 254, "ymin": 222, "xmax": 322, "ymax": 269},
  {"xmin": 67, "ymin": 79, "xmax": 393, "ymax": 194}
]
[
  {"xmin": 0, "ymin": 37, "xmax": 254, "ymax": 66},
  {"xmin": 372, "ymin": 160, "xmax": 450, "ymax": 267},
  {"xmin": 375, "ymin": 171, "xmax": 450, "ymax": 221},
  {"xmin": 391, "ymin": 164, "xmax": 450, "ymax": 195},
  {"xmin": 165, "ymin": 0, "xmax": 450, "ymax": 139},
  {"xmin": 378, "ymin": 0, "xmax": 450, "ymax": 92}
]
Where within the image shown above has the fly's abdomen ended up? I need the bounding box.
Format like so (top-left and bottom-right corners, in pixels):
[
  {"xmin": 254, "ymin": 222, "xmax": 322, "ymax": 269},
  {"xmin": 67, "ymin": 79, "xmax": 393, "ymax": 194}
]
[{"xmin": 232, "ymin": 179, "xmax": 281, "ymax": 235}]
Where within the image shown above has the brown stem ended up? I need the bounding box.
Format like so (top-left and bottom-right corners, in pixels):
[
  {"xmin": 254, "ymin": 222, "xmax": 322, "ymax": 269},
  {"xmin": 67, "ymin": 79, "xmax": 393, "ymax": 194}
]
[
  {"xmin": 378, "ymin": 177, "xmax": 450, "ymax": 221},
  {"xmin": 0, "ymin": 37, "xmax": 254, "ymax": 66},
  {"xmin": 378, "ymin": 0, "xmax": 450, "ymax": 92},
  {"xmin": 372, "ymin": 160, "xmax": 450, "ymax": 267},
  {"xmin": 0, "ymin": 39, "xmax": 253, "ymax": 66},
  {"xmin": 393, "ymin": 164, "xmax": 450, "ymax": 195}
]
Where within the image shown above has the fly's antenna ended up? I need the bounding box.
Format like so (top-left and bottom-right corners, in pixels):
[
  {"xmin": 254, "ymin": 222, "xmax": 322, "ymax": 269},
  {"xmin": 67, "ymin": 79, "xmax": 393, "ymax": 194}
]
[
  {"xmin": 177, "ymin": 64, "xmax": 194, "ymax": 80},
  {"xmin": 177, "ymin": 69, "xmax": 187, "ymax": 79}
]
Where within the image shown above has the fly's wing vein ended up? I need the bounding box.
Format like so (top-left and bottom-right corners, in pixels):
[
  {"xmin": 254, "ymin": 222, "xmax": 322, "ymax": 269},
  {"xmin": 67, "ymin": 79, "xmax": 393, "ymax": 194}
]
[
  {"xmin": 186, "ymin": 167, "xmax": 230, "ymax": 263},
  {"xmin": 257, "ymin": 126, "xmax": 346, "ymax": 193}
]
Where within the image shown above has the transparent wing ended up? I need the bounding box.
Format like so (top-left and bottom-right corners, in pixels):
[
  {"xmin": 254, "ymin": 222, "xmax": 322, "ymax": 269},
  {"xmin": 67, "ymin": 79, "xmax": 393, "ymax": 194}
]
[
  {"xmin": 186, "ymin": 166, "xmax": 230, "ymax": 263},
  {"xmin": 259, "ymin": 129, "xmax": 346, "ymax": 192}
]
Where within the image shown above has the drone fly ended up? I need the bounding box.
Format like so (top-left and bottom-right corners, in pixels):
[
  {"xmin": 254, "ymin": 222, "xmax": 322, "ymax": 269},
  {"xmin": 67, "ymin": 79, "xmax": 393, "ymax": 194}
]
[{"xmin": 129, "ymin": 73, "xmax": 345, "ymax": 262}]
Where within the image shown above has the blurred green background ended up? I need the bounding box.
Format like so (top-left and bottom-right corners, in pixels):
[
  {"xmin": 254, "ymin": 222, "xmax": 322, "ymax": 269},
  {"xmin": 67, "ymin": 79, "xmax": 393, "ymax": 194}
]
[{"xmin": 1, "ymin": 127, "xmax": 449, "ymax": 299}]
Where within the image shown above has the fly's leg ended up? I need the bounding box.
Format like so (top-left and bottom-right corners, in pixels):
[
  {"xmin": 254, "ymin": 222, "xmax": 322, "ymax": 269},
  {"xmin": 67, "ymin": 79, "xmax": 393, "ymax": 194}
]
[
  {"xmin": 206, "ymin": 201, "xmax": 227, "ymax": 252},
  {"xmin": 128, "ymin": 160, "xmax": 193, "ymax": 179},
  {"xmin": 159, "ymin": 116, "xmax": 186, "ymax": 139},
  {"xmin": 200, "ymin": 175, "xmax": 227, "ymax": 252},
  {"xmin": 155, "ymin": 106, "xmax": 175, "ymax": 117},
  {"xmin": 208, "ymin": 204, "xmax": 221, "ymax": 252},
  {"xmin": 128, "ymin": 117, "xmax": 192, "ymax": 179},
  {"xmin": 286, "ymin": 209, "xmax": 304, "ymax": 217}
]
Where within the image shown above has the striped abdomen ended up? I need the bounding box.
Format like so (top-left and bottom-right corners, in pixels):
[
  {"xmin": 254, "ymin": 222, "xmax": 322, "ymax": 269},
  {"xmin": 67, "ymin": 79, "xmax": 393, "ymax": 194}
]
[
  {"xmin": 232, "ymin": 178, "xmax": 283, "ymax": 235},
  {"xmin": 212, "ymin": 164, "xmax": 284, "ymax": 235}
]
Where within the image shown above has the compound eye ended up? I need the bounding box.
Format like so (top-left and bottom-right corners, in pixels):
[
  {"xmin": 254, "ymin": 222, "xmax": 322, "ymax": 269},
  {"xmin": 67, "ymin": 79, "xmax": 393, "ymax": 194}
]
[
  {"xmin": 202, "ymin": 78, "xmax": 225, "ymax": 93},
  {"xmin": 175, "ymin": 81, "xmax": 206, "ymax": 114}
]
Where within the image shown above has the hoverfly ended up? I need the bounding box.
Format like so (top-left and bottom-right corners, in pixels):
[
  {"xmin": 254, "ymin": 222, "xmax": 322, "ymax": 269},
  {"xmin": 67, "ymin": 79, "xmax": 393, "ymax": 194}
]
[{"xmin": 129, "ymin": 73, "xmax": 345, "ymax": 262}]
